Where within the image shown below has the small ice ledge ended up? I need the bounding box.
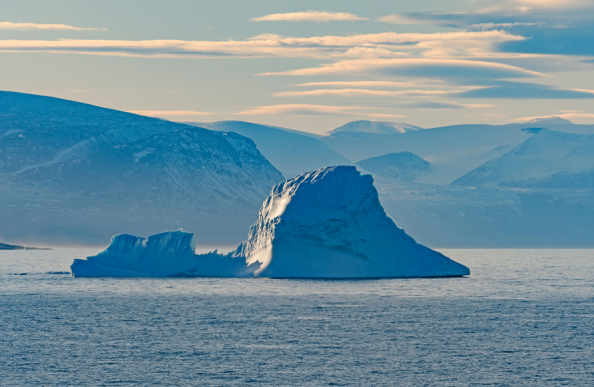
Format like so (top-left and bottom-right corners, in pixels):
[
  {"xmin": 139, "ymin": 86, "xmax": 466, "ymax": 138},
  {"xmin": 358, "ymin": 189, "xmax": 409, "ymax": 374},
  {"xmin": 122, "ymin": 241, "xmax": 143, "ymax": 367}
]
[
  {"xmin": 70, "ymin": 230, "xmax": 253, "ymax": 278},
  {"xmin": 71, "ymin": 166, "xmax": 470, "ymax": 278}
]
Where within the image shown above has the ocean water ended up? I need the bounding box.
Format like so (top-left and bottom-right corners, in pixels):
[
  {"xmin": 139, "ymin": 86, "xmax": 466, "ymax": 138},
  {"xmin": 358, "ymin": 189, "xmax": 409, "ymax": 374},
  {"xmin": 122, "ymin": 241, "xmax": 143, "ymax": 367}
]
[{"xmin": 1, "ymin": 249, "xmax": 593, "ymax": 386}]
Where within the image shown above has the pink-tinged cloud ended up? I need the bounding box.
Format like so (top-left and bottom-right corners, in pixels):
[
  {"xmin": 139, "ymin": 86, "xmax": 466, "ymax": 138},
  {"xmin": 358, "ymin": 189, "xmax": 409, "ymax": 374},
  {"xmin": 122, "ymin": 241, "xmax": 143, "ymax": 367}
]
[
  {"xmin": 251, "ymin": 11, "xmax": 368, "ymax": 22},
  {"xmin": 261, "ymin": 58, "xmax": 546, "ymax": 79},
  {"xmin": 235, "ymin": 104, "xmax": 406, "ymax": 118},
  {"xmin": 0, "ymin": 30, "xmax": 525, "ymax": 59},
  {"xmin": 395, "ymin": 101, "xmax": 495, "ymax": 109},
  {"xmin": 295, "ymin": 80, "xmax": 445, "ymax": 88},
  {"xmin": 272, "ymin": 88, "xmax": 481, "ymax": 98},
  {"xmin": 0, "ymin": 22, "xmax": 106, "ymax": 31}
]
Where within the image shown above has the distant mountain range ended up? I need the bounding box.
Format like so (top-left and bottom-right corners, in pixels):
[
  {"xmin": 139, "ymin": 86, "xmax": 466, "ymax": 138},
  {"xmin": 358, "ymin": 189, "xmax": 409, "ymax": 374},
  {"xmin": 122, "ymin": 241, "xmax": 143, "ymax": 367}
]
[
  {"xmin": 0, "ymin": 242, "xmax": 50, "ymax": 250},
  {"xmin": 2, "ymin": 91, "xmax": 594, "ymax": 248}
]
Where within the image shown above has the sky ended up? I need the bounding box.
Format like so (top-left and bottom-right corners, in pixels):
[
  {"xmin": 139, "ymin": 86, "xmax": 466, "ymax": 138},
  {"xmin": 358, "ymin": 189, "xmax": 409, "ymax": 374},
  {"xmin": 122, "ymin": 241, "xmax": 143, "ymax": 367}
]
[{"xmin": 1, "ymin": 0, "xmax": 594, "ymax": 133}]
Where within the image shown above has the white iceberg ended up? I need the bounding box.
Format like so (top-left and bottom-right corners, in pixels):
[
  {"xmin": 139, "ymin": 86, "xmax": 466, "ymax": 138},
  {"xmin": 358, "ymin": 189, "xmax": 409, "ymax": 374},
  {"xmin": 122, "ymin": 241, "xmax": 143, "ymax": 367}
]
[{"xmin": 71, "ymin": 166, "xmax": 469, "ymax": 278}]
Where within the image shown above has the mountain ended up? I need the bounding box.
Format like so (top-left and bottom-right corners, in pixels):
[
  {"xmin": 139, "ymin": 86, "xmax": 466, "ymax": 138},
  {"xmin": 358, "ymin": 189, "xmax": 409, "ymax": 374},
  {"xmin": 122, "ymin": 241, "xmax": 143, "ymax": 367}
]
[
  {"xmin": 0, "ymin": 91, "xmax": 183, "ymax": 179},
  {"xmin": 356, "ymin": 152, "xmax": 431, "ymax": 181},
  {"xmin": 327, "ymin": 120, "xmax": 423, "ymax": 135},
  {"xmin": 322, "ymin": 124, "xmax": 534, "ymax": 184},
  {"xmin": 453, "ymin": 130, "xmax": 594, "ymax": 188},
  {"xmin": 0, "ymin": 242, "xmax": 50, "ymax": 250},
  {"xmin": 185, "ymin": 121, "xmax": 352, "ymax": 178},
  {"xmin": 0, "ymin": 92, "xmax": 284, "ymax": 246},
  {"xmin": 322, "ymin": 121, "xmax": 594, "ymax": 185}
]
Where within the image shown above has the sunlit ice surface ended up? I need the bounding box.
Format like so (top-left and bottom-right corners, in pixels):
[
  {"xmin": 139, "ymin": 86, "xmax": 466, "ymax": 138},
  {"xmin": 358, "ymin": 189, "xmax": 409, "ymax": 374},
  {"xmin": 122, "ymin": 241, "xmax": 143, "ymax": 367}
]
[{"xmin": 1, "ymin": 249, "xmax": 593, "ymax": 385}]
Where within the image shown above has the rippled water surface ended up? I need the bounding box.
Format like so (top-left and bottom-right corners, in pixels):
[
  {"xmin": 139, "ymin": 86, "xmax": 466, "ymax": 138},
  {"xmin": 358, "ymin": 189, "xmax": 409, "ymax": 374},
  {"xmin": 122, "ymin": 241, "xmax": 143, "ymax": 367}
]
[{"xmin": 1, "ymin": 249, "xmax": 593, "ymax": 386}]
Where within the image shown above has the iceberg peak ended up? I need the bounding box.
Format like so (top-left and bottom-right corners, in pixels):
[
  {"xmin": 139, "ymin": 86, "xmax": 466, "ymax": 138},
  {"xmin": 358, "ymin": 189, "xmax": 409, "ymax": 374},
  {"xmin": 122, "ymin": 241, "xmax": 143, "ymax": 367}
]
[{"xmin": 233, "ymin": 166, "xmax": 469, "ymax": 278}]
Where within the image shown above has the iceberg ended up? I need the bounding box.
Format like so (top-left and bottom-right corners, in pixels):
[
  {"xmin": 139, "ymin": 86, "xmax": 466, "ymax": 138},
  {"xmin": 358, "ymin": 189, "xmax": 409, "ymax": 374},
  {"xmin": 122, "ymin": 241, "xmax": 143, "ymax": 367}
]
[
  {"xmin": 71, "ymin": 166, "xmax": 469, "ymax": 278},
  {"xmin": 70, "ymin": 230, "xmax": 249, "ymax": 278}
]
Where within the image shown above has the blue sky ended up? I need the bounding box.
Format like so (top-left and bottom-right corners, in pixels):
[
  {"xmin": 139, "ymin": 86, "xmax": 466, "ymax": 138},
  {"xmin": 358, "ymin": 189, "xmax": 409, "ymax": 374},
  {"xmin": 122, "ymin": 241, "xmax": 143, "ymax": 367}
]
[{"xmin": 1, "ymin": 0, "xmax": 593, "ymax": 132}]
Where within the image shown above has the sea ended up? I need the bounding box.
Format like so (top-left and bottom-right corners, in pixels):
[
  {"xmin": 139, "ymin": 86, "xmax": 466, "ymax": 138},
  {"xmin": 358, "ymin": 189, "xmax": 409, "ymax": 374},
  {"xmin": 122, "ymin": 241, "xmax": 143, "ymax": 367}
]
[{"xmin": 1, "ymin": 249, "xmax": 593, "ymax": 386}]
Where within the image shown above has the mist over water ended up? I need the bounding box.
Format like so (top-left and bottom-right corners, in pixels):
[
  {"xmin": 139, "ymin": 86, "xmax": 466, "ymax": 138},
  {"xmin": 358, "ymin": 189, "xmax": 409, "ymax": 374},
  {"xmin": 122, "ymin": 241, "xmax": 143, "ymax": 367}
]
[{"xmin": 1, "ymin": 249, "xmax": 593, "ymax": 385}]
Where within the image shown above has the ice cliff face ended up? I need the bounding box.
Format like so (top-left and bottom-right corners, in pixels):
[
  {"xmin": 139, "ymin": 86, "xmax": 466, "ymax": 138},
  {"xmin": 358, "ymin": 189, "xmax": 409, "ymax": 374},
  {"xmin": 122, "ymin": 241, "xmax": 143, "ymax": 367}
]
[
  {"xmin": 71, "ymin": 166, "xmax": 469, "ymax": 278},
  {"xmin": 232, "ymin": 166, "xmax": 469, "ymax": 278}
]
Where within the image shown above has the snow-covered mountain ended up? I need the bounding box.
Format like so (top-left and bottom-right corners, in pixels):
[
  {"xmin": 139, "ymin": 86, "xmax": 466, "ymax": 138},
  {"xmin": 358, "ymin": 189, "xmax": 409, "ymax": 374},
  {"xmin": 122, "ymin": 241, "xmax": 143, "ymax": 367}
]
[
  {"xmin": 185, "ymin": 121, "xmax": 352, "ymax": 178},
  {"xmin": 0, "ymin": 92, "xmax": 284, "ymax": 246},
  {"xmin": 323, "ymin": 124, "xmax": 534, "ymax": 184},
  {"xmin": 453, "ymin": 130, "xmax": 594, "ymax": 188},
  {"xmin": 356, "ymin": 152, "xmax": 431, "ymax": 181},
  {"xmin": 322, "ymin": 122, "xmax": 594, "ymax": 185},
  {"xmin": 327, "ymin": 120, "xmax": 423, "ymax": 135}
]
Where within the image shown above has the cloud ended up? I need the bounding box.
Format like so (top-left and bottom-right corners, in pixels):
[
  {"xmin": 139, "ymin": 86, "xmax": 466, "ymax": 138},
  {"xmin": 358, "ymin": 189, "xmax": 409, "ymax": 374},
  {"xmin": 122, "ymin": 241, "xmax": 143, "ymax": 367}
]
[
  {"xmin": 378, "ymin": 2, "xmax": 594, "ymax": 56},
  {"xmin": 394, "ymin": 101, "xmax": 495, "ymax": 109},
  {"xmin": 262, "ymin": 58, "xmax": 545, "ymax": 79},
  {"xmin": 272, "ymin": 87, "xmax": 479, "ymax": 98},
  {"xmin": 0, "ymin": 22, "xmax": 106, "ymax": 31},
  {"xmin": 456, "ymin": 82, "xmax": 594, "ymax": 99},
  {"xmin": 235, "ymin": 104, "xmax": 405, "ymax": 118},
  {"xmin": 0, "ymin": 30, "xmax": 526, "ymax": 59},
  {"xmin": 294, "ymin": 80, "xmax": 445, "ymax": 88},
  {"xmin": 128, "ymin": 110, "xmax": 214, "ymax": 118},
  {"xmin": 377, "ymin": 14, "xmax": 438, "ymax": 25},
  {"xmin": 468, "ymin": 22, "xmax": 538, "ymax": 30},
  {"xmin": 251, "ymin": 11, "xmax": 367, "ymax": 22}
]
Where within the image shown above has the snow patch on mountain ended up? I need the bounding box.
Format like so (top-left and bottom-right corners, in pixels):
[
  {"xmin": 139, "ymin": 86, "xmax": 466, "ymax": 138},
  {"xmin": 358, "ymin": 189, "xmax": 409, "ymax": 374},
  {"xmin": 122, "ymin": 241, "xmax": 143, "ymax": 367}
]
[
  {"xmin": 327, "ymin": 121, "xmax": 423, "ymax": 135},
  {"xmin": 524, "ymin": 116, "xmax": 573, "ymax": 125}
]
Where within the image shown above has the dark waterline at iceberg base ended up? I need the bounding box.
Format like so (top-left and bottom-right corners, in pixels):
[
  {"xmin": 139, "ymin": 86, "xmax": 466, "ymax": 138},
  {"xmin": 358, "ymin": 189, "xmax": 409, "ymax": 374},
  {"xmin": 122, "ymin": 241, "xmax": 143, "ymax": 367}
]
[{"xmin": 1, "ymin": 249, "xmax": 593, "ymax": 386}]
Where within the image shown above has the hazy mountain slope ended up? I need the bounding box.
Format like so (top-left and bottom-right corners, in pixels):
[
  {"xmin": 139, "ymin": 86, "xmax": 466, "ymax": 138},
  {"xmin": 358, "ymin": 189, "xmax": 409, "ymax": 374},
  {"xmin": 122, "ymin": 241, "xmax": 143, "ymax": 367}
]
[
  {"xmin": 453, "ymin": 130, "xmax": 594, "ymax": 188},
  {"xmin": 322, "ymin": 124, "xmax": 534, "ymax": 184},
  {"xmin": 323, "ymin": 124, "xmax": 533, "ymax": 163},
  {"xmin": 327, "ymin": 120, "xmax": 423, "ymax": 135},
  {"xmin": 186, "ymin": 121, "xmax": 352, "ymax": 178},
  {"xmin": 375, "ymin": 178, "xmax": 594, "ymax": 248},
  {"xmin": 0, "ymin": 91, "xmax": 188, "ymax": 178},
  {"xmin": 356, "ymin": 152, "xmax": 431, "ymax": 181},
  {"xmin": 0, "ymin": 92, "xmax": 284, "ymax": 246},
  {"xmin": 322, "ymin": 120, "xmax": 594, "ymax": 185}
]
